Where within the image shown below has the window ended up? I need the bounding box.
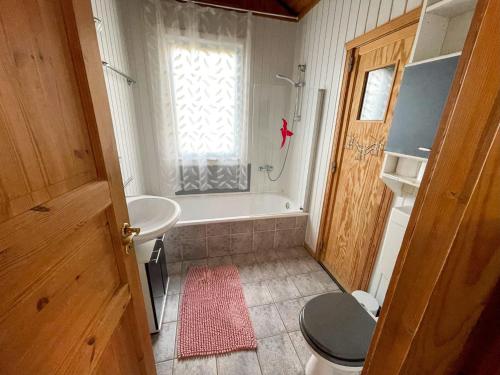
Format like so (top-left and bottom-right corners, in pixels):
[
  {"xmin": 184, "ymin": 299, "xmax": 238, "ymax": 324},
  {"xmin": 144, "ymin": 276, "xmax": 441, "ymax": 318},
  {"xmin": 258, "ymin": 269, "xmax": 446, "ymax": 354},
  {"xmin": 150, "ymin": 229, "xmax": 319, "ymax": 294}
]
[
  {"xmin": 358, "ymin": 65, "xmax": 395, "ymax": 121},
  {"xmin": 169, "ymin": 39, "xmax": 244, "ymax": 160}
]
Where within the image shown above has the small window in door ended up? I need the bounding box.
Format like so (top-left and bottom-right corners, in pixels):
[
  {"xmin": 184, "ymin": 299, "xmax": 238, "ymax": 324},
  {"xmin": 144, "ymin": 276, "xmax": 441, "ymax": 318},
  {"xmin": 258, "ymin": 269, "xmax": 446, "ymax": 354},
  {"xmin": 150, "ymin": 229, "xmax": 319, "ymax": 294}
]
[{"xmin": 358, "ymin": 65, "xmax": 395, "ymax": 121}]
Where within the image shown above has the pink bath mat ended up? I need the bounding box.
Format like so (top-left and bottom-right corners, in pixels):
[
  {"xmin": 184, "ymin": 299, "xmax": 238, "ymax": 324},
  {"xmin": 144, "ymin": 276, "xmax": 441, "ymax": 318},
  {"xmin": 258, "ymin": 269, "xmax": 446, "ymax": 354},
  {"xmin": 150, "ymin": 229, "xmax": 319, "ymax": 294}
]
[{"xmin": 177, "ymin": 265, "xmax": 257, "ymax": 358}]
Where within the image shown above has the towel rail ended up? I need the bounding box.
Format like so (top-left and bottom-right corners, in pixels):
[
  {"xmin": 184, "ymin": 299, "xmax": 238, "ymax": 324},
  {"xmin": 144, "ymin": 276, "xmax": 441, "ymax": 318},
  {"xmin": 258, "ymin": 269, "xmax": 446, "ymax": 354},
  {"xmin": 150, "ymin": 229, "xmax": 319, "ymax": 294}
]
[{"xmin": 102, "ymin": 61, "xmax": 136, "ymax": 85}]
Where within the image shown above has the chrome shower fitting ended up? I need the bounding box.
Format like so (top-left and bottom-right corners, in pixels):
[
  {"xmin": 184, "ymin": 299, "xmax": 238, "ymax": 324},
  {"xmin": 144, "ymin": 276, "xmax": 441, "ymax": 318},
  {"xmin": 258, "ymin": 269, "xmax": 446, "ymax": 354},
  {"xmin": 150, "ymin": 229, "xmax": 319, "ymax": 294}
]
[
  {"xmin": 266, "ymin": 64, "xmax": 306, "ymax": 182},
  {"xmin": 275, "ymin": 73, "xmax": 305, "ymax": 87},
  {"xmin": 258, "ymin": 165, "xmax": 274, "ymax": 172}
]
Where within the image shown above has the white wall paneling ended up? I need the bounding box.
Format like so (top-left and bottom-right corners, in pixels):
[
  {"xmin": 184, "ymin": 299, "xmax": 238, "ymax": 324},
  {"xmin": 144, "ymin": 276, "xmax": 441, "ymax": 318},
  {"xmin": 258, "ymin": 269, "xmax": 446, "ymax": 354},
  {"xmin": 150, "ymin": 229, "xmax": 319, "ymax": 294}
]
[
  {"xmin": 407, "ymin": 0, "xmax": 424, "ymax": 11},
  {"xmin": 249, "ymin": 17, "xmax": 298, "ymax": 194},
  {"xmin": 366, "ymin": 0, "xmax": 382, "ymax": 31},
  {"xmin": 285, "ymin": 0, "xmax": 423, "ymax": 251},
  {"xmin": 91, "ymin": 0, "xmax": 145, "ymax": 196}
]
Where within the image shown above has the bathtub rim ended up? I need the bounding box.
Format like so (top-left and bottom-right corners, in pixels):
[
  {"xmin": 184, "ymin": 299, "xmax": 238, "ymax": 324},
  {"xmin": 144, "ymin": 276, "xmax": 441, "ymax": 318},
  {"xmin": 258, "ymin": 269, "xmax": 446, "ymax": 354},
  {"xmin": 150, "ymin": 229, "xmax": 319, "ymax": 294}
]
[
  {"xmin": 175, "ymin": 211, "xmax": 308, "ymax": 227},
  {"xmin": 170, "ymin": 191, "xmax": 306, "ymax": 227}
]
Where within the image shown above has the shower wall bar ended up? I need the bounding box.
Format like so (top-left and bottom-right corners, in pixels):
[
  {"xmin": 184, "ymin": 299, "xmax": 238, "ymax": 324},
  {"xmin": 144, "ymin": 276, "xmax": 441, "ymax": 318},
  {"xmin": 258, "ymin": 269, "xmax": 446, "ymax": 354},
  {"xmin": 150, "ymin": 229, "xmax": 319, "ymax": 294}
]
[{"xmin": 303, "ymin": 89, "xmax": 326, "ymax": 212}]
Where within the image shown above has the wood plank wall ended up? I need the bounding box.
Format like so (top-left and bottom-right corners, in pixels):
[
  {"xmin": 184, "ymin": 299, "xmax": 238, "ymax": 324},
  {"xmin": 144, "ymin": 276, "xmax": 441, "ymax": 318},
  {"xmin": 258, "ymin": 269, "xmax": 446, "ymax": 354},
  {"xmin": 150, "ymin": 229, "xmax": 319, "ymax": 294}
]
[
  {"xmin": 285, "ymin": 0, "xmax": 423, "ymax": 250},
  {"xmin": 91, "ymin": 0, "xmax": 145, "ymax": 196}
]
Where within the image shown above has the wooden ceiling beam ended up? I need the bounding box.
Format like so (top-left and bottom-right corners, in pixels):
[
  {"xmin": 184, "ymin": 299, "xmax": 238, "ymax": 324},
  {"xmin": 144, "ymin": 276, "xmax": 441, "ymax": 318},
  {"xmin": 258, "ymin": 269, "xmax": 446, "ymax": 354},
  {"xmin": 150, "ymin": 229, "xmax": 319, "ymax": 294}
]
[
  {"xmin": 298, "ymin": 0, "xmax": 321, "ymax": 19},
  {"xmin": 276, "ymin": 0, "xmax": 298, "ymax": 16}
]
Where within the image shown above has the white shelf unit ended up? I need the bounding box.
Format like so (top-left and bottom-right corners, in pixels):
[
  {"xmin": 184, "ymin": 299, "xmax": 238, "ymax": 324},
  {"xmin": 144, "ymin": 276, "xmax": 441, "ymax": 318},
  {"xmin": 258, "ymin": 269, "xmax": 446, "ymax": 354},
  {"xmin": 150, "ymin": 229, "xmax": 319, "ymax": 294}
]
[
  {"xmin": 380, "ymin": 0, "xmax": 476, "ymax": 195},
  {"xmin": 409, "ymin": 0, "xmax": 476, "ymax": 63},
  {"xmin": 381, "ymin": 152, "xmax": 427, "ymax": 195},
  {"xmin": 427, "ymin": 0, "xmax": 477, "ymax": 17},
  {"xmin": 406, "ymin": 51, "xmax": 461, "ymax": 67}
]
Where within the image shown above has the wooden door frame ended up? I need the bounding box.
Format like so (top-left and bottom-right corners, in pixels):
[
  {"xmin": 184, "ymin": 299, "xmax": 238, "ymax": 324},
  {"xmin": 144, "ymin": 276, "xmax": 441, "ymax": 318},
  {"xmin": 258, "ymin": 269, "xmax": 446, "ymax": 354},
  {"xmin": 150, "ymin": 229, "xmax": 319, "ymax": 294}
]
[
  {"xmin": 316, "ymin": 8, "xmax": 421, "ymax": 291},
  {"xmin": 63, "ymin": 2, "xmax": 156, "ymax": 374},
  {"xmin": 363, "ymin": 0, "xmax": 500, "ymax": 372}
]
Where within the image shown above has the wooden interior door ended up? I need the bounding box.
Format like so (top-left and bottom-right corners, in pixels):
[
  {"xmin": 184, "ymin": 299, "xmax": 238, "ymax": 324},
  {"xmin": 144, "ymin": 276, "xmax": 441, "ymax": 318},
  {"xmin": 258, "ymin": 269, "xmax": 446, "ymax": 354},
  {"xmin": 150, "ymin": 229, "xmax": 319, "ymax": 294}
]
[
  {"xmin": 0, "ymin": 1, "xmax": 155, "ymax": 374},
  {"xmin": 364, "ymin": 0, "xmax": 500, "ymax": 371},
  {"xmin": 320, "ymin": 24, "xmax": 416, "ymax": 292}
]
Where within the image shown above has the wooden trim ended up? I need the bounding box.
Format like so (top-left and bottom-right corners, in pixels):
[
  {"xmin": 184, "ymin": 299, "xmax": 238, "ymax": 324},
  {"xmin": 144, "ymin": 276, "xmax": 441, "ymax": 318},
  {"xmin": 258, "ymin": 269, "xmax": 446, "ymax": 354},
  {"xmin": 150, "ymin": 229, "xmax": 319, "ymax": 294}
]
[
  {"xmin": 62, "ymin": 2, "xmax": 156, "ymax": 374},
  {"xmin": 316, "ymin": 48, "xmax": 357, "ymax": 260},
  {"xmin": 358, "ymin": 23, "xmax": 418, "ymax": 55},
  {"xmin": 359, "ymin": 188, "xmax": 393, "ymax": 290},
  {"xmin": 346, "ymin": 7, "xmax": 421, "ymax": 50},
  {"xmin": 363, "ymin": 0, "xmax": 500, "ymax": 372},
  {"xmin": 298, "ymin": 0, "xmax": 321, "ymax": 19},
  {"xmin": 276, "ymin": 0, "xmax": 298, "ymax": 18}
]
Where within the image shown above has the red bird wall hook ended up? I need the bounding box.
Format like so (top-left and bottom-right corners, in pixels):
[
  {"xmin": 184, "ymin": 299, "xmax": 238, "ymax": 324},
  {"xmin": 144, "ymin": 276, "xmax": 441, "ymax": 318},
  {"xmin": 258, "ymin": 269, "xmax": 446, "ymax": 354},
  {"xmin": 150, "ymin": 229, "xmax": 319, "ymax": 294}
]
[{"xmin": 280, "ymin": 118, "xmax": 293, "ymax": 149}]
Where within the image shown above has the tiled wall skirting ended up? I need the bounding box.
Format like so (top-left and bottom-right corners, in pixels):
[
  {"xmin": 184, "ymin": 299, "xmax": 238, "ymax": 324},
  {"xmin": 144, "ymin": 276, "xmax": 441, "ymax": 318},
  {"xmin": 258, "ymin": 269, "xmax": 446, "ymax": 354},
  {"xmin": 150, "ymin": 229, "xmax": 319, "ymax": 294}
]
[{"xmin": 165, "ymin": 215, "xmax": 307, "ymax": 262}]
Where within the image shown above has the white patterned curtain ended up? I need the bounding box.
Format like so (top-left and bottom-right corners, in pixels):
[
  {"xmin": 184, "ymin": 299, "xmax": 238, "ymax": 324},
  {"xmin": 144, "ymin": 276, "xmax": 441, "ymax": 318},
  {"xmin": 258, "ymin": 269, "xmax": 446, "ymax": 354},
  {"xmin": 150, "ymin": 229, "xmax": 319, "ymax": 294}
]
[{"xmin": 139, "ymin": 0, "xmax": 251, "ymax": 195}]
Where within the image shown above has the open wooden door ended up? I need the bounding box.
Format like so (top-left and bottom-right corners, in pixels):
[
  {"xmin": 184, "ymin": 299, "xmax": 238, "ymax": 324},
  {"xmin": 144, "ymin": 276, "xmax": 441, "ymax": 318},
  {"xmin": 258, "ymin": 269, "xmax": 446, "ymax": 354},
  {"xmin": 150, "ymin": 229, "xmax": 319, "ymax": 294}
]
[
  {"xmin": 363, "ymin": 0, "xmax": 500, "ymax": 372},
  {"xmin": 0, "ymin": 1, "xmax": 155, "ymax": 374}
]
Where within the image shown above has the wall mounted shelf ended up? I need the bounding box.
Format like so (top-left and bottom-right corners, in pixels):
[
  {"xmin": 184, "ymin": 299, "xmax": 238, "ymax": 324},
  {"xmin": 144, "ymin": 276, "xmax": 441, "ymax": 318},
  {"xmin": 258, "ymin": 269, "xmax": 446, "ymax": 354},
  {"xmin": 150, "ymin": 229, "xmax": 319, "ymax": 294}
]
[
  {"xmin": 380, "ymin": 0, "xmax": 476, "ymax": 196},
  {"xmin": 406, "ymin": 51, "xmax": 461, "ymax": 67},
  {"xmin": 382, "ymin": 172, "xmax": 420, "ymax": 188},
  {"xmin": 427, "ymin": 0, "xmax": 477, "ymax": 18},
  {"xmin": 410, "ymin": 0, "xmax": 476, "ymax": 63},
  {"xmin": 380, "ymin": 152, "xmax": 427, "ymax": 195}
]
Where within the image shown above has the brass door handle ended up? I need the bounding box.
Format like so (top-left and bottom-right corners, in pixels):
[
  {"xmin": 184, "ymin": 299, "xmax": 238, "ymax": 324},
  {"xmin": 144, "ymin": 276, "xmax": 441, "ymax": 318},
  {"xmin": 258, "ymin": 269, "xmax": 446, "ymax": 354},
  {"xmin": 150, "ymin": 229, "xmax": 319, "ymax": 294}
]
[{"xmin": 122, "ymin": 223, "xmax": 141, "ymax": 254}]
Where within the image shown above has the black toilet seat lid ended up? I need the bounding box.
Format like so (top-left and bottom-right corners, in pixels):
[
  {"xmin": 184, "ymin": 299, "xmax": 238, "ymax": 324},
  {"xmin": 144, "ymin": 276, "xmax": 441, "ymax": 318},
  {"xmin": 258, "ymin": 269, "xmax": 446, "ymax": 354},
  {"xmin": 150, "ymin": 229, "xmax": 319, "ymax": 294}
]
[{"xmin": 300, "ymin": 293, "xmax": 376, "ymax": 365}]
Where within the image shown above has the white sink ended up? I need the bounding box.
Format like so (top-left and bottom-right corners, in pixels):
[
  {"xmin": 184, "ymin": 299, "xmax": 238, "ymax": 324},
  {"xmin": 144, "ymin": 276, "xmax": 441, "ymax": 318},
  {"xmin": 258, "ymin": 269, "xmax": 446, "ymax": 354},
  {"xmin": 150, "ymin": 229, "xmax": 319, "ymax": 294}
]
[{"xmin": 126, "ymin": 195, "xmax": 181, "ymax": 244}]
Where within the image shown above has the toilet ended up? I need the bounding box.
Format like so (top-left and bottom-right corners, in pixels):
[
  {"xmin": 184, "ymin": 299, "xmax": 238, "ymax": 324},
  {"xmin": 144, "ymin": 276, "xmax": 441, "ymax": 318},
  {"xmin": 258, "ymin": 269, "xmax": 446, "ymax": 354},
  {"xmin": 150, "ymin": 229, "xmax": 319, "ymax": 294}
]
[{"xmin": 299, "ymin": 293, "xmax": 376, "ymax": 375}]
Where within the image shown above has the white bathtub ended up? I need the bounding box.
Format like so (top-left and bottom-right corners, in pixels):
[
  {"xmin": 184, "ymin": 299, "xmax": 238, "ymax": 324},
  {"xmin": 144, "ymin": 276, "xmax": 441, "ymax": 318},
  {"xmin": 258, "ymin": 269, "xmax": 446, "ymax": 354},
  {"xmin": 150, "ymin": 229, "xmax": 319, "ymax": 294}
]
[{"xmin": 171, "ymin": 192, "xmax": 305, "ymax": 226}]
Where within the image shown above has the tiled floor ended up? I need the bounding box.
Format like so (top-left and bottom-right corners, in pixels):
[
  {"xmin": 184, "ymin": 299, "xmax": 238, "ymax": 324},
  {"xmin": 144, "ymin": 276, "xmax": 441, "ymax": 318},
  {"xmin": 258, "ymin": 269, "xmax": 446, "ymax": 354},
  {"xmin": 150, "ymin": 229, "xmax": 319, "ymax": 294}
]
[{"xmin": 153, "ymin": 246, "xmax": 341, "ymax": 375}]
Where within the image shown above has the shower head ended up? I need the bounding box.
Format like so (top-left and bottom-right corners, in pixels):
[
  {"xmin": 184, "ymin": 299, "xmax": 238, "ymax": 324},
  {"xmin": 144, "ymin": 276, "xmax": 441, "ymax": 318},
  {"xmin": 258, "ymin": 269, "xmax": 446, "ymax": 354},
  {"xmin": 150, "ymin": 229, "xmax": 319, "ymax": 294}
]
[{"xmin": 276, "ymin": 73, "xmax": 304, "ymax": 87}]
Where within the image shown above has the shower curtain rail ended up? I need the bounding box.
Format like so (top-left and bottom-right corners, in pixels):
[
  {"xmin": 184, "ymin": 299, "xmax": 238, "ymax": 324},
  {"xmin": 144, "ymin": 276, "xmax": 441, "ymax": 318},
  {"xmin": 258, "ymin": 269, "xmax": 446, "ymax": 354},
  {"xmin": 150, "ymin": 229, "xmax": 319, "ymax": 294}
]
[
  {"xmin": 181, "ymin": 0, "xmax": 299, "ymax": 21},
  {"xmin": 102, "ymin": 61, "xmax": 136, "ymax": 85}
]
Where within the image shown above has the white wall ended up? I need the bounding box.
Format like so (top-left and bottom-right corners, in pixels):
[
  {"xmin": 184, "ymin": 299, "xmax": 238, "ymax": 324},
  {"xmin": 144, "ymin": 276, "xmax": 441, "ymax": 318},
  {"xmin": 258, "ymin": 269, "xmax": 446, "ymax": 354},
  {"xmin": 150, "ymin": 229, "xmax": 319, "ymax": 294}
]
[
  {"xmin": 286, "ymin": 0, "xmax": 423, "ymax": 251},
  {"xmin": 91, "ymin": 0, "xmax": 145, "ymax": 196}
]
